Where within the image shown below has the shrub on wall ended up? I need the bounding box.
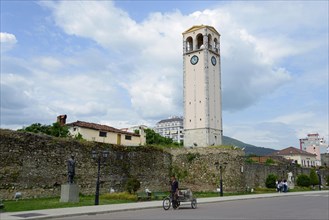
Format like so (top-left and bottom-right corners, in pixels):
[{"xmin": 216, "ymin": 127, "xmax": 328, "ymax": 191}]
[
  {"xmin": 245, "ymin": 157, "xmax": 255, "ymax": 164},
  {"xmin": 265, "ymin": 158, "xmax": 275, "ymax": 165},
  {"xmin": 296, "ymin": 174, "xmax": 311, "ymax": 187},
  {"xmin": 125, "ymin": 177, "xmax": 141, "ymax": 194},
  {"xmin": 265, "ymin": 174, "xmax": 277, "ymax": 188},
  {"xmin": 171, "ymin": 165, "xmax": 188, "ymax": 181},
  {"xmin": 186, "ymin": 152, "xmax": 200, "ymax": 163}
]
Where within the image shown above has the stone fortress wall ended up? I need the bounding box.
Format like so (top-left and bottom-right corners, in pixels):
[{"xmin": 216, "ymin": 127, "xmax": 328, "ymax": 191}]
[{"xmin": 1, "ymin": 129, "xmax": 328, "ymax": 200}]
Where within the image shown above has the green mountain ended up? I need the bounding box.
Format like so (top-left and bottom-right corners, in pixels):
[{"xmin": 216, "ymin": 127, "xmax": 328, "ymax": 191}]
[{"xmin": 222, "ymin": 136, "xmax": 277, "ymax": 156}]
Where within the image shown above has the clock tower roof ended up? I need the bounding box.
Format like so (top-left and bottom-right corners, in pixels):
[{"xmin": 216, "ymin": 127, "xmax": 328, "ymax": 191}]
[{"xmin": 182, "ymin": 25, "xmax": 220, "ymax": 36}]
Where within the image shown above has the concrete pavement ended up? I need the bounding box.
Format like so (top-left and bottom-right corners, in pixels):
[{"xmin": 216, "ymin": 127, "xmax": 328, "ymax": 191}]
[{"xmin": 1, "ymin": 190, "xmax": 328, "ymax": 220}]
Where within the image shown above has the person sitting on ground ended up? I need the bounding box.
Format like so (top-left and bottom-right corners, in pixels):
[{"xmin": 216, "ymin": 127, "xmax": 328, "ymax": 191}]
[
  {"xmin": 277, "ymin": 180, "xmax": 282, "ymax": 193},
  {"xmin": 283, "ymin": 179, "xmax": 288, "ymax": 192}
]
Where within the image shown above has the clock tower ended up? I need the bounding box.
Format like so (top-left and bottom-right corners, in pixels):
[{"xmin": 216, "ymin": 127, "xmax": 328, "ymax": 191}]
[{"xmin": 183, "ymin": 25, "xmax": 223, "ymax": 147}]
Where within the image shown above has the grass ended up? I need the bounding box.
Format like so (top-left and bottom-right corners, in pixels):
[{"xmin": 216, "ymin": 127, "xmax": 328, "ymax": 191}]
[
  {"xmin": 2, "ymin": 187, "xmax": 323, "ymax": 213},
  {"xmin": 2, "ymin": 194, "xmax": 135, "ymax": 212}
]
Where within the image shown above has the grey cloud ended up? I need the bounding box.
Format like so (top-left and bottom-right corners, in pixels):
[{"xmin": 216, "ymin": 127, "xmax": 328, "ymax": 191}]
[
  {"xmin": 221, "ymin": 34, "xmax": 291, "ymax": 111},
  {"xmin": 0, "ymin": 84, "xmax": 32, "ymax": 109}
]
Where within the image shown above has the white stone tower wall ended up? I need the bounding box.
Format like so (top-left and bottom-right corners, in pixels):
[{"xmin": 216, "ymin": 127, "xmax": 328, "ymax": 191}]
[{"xmin": 183, "ymin": 25, "xmax": 222, "ymax": 147}]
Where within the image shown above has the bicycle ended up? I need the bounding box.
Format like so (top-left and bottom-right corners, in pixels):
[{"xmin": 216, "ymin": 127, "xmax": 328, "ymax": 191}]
[{"xmin": 162, "ymin": 188, "xmax": 197, "ymax": 210}]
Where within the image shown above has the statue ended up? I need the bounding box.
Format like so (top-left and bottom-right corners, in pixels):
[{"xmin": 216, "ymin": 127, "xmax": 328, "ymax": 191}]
[
  {"xmin": 287, "ymin": 172, "xmax": 293, "ymax": 184},
  {"xmin": 67, "ymin": 155, "xmax": 75, "ymax": 184}
]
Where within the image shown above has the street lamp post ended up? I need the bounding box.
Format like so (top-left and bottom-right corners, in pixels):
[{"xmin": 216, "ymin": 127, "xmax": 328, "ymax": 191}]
[
  {"xmin": 92, "ymin": 150, "xmax": 109, "ymax": 205},
  {"xmin": 316, "ymin": 170, "xmax": 322, "ymax": 191},
  {"xmin": 215, "ymin": 161, "xmax": 228, "ymax": 197}
]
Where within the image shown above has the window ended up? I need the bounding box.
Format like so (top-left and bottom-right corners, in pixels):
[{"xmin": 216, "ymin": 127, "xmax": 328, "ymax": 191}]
[
  {"xmin": 186, "ymin": 37, "xmax": 193, "ymax": 52},
  {"xmin": 208, "ymin": 34, "xmax": 212, "ymax": 49},
  {"xmin": 125, "ymin": 135, "xmax": 132, "ymax": 140},
  {"xmin": 99, "ymin": 131, "xmax": 107, "ymax": 137},
  {"xmin": 214, "ymin": 38, "xmax": 219, "ymax": 53},
  {"xmin": 197, "ymin": 34, "xmax": 204, "ymax": 49}
]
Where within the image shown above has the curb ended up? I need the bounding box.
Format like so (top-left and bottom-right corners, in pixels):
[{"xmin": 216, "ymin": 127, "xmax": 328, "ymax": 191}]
[{"xmin": 1, "ymin": 190, "xmax": 328, "ymax": 220}]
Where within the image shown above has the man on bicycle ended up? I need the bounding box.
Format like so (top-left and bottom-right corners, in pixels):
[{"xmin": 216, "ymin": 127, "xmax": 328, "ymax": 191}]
[{"xmin": 170, "ymin": 175, "xmax": 179, "ymax": 204}]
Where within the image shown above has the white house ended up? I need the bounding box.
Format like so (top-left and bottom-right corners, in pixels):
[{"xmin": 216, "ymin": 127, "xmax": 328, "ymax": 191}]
[
  {"xmin": 66, "ymin": 120, "xmax": 146, "ymax": 146},
  {"xmin": 273, "ymin": 146, "xmax": 317, "ymax": 167}
]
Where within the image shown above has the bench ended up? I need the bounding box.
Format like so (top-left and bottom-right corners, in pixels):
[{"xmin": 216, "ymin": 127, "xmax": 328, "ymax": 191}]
[
  {"xmin": 137, "ymin": 192, "xmax": 151, "ymax": 201},
  {"xmin": 153, "ymin": 192, "xmax": 167, "ymax": 200}
]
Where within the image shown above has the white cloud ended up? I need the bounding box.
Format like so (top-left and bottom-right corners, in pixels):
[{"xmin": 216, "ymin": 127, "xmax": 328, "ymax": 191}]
[
  {"xmin": 0, "ymin": 32, "xmax": 17, "ymax": 52},
  {"xmin": 35, "ymin": 57, "xmax": 63, "ymax": 71},
  {"xmin": 269, "ymin": 112, "xmax": 315, "ymax": 124},
  {"xmin": 1, "ymin": 1, "xmax": 327, "ymax": 149},
  {"xmin": 43, "ymin": 1, "xmax": 298, "ymax": 116}
]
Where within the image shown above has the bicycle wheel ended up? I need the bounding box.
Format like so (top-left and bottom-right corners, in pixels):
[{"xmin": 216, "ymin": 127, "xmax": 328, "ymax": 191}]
[
  {"xmin": 191, "ymin": 199, "xmax": 197, "ymax": 209},
  {"xmin": 163, "ymin": 197, "xmax": 171, "ymax": 210}
]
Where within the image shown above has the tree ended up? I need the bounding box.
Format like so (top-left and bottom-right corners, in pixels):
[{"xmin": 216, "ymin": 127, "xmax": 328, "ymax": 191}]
[
  {"xmin": 309, "ymin": 169, "xmax": 319, "ymax": 187},
  {"xmin": 296, "ymin": 174, "xmax": 311, "ymax": 187},
  {"xmin": 18, "ymin": 123, "xmax": 51, "ymax": 135},
  {"xmin": 49, "ymin": 122, "xmax": 69, "ymax": 137},
  {"xmin": 144, "ymin": 128, "xmax": 174, "ymax": 145},
  {"xmin": 265, "ymin": 174, "xmax": 278, "ymax": 188},
  {"xmin": 18, "ymin": 122, "xmax": 70, "ymax": 138}
]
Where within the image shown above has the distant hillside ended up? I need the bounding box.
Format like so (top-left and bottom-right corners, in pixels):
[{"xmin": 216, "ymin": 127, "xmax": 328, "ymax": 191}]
[{"xmin": 223, "ymin": 136, "xmax": 277, "ymax": 156}]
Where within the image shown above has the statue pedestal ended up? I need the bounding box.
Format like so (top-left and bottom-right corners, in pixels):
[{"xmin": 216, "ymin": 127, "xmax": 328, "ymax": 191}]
[{"xmin": 60, "ymin": 183, "xmax": 79, "ymax": 203}]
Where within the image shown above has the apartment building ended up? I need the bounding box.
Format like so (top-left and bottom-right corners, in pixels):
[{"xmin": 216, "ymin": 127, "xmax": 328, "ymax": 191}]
[
  {"xmin": 154, "ymin": 116, "xmax": 184, "ymax": 143},
  {"xmin": 300, "ymin": 133, "xmax": 326, "ymax": 166}
]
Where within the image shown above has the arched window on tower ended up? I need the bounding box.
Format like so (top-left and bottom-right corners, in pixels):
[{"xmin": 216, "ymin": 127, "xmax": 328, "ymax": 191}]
[
  {"xmin": 208, "ymin": 34, "xmax": 212, "ymax": 50},
  {"xmin": 186, "ymin": 37, "xmax": 193, "ymax": 52},
  {"xmin": 197, "ymin": 34, "xmax": 204, "ymax": 49},
  {"xmin": 214, "ymin": 38, "xmax": 219, "ymax": 53}
]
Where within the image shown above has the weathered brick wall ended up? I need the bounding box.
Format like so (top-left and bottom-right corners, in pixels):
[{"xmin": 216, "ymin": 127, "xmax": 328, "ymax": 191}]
[
  {"xmin": 170, "ymin": 147, "xmax": 246, "ymax": 192},
  {"xmin": 0, "ymin": 129, "xmax": 171, "ymax": 199},
  {"xmin": 244, "ymin": 163, "xmax": 329, "ymax": 189},
  {"xmin": 2, "ymin": 129, "xmax": 327, "ymax": 200}
]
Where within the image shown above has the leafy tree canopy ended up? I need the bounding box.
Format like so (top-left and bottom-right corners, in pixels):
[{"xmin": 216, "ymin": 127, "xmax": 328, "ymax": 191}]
[
  {"xmin": 18, "ymin": 122, "xmax": 69, "ymax": 138},
  {"xmin": 309, "ymin": 169, "xmax": 319, "ymax": 186},
  {"xmin": 144, "ymin": 128, "xmax": 174, "ymax": 145}
]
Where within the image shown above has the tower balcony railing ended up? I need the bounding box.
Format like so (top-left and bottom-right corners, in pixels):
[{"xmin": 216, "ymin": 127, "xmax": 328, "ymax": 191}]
[{"xmin": 184, "ymin": 47, "xmax": 219, "ymax": 55}]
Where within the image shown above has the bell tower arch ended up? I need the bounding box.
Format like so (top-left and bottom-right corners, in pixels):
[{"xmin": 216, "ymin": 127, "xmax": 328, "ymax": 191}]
[{"xmin": 182, "ymin": 25, "xmax": 223, "ymax": 147}]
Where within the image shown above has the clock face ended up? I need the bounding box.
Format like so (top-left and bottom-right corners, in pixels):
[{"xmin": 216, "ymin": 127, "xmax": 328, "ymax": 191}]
[
  {"xmin": 190, "ymin": 55, "xmax": 199, "ymax": 65},
  {"xmin": 211, "ymin": 56, "xmax": 216, "ymax": 66}
]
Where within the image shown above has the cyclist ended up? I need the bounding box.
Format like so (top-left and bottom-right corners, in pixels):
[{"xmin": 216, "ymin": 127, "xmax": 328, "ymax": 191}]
[{"xmin": 170, "ymin": 175, "xmax": 179, "ymax": 207}]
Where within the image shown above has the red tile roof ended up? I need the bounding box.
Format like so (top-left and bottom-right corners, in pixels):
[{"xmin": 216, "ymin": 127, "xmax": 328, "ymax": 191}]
[
  {"xmin": 66, "ymin": 121, "xmax": 139, "ymax": 137},
  {"xmin": 272, "ymin": 146, "xmax": 316, "ymax": 157}
]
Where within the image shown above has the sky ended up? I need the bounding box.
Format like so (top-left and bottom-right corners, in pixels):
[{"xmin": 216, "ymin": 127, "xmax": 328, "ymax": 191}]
[{"xmin": 1, "ymin": 0, "xmax": 328, "ymax": 150}]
